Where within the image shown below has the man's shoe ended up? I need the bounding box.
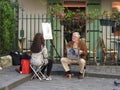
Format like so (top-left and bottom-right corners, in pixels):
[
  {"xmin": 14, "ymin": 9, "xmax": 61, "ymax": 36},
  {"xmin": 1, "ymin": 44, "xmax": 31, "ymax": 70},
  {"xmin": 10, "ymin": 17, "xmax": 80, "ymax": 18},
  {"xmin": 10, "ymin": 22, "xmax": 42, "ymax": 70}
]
[
  {"xmin": 78, "ymin": 73, "xmax": 83, "ymax": 79},
  {"xmin": 65, "ymin": 74, "xmax": 72, "ymax": 79}
]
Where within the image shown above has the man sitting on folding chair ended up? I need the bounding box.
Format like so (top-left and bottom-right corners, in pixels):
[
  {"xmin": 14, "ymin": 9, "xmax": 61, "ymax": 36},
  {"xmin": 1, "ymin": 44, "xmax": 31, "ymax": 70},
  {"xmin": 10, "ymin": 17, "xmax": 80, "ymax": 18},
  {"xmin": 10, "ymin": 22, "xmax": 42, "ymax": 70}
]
[{"xmin": 30, "ymin": 33, "xmax": 53, "ymax": 80}]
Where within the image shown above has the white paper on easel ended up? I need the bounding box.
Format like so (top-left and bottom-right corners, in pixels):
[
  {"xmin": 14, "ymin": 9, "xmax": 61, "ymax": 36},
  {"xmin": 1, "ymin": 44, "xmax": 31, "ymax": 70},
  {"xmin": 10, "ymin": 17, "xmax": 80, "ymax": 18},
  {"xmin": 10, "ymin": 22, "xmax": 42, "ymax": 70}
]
[{"xmin": 42, "ymin": 23, "xmax": 53, "ymax": 40}]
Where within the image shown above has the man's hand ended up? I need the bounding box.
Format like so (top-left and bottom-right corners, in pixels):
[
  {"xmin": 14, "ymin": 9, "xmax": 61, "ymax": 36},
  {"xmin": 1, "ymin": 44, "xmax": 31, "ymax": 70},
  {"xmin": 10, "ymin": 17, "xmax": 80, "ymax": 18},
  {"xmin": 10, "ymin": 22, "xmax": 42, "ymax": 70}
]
[{"xmin": 79, "ymin": 50, "xmax": 83, "ymax": 55}]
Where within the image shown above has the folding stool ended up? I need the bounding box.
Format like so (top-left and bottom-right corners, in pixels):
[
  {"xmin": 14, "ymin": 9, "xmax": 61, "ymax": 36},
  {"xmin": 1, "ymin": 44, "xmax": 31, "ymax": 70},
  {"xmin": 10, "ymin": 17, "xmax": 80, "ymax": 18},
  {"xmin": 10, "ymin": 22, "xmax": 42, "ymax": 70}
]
[{"xmin": 30, "ymin": 63, "xmax": 46, "ymax": 80}]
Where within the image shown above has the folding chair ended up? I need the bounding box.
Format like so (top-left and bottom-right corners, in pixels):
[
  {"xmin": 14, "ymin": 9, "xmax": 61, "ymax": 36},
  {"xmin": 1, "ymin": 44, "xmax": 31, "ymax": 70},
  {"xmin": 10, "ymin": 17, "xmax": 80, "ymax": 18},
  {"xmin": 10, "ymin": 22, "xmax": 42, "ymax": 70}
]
[
  {"xmin": 99, "ymin": 37, "xmax": 118, "ymax": 64},
  {"xmin": 86, "ymin": 41, "xmax": 99, "ymax": 65},
  {"xmin": 30, "ymin": 63, "xmax": 46, "ymax": 80}
]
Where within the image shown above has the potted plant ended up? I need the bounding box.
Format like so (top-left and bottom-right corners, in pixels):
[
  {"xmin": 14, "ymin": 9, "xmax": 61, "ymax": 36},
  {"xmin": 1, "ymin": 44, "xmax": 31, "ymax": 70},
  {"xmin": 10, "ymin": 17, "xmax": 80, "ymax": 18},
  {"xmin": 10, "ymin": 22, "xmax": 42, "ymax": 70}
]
[
  {"xmin": 112, "ymin": 11, "xmax": 120, "ymax": 36},
  {"xmin": 114, "ymin": 24, "xmax": 120, "ymax": 36},
  {"xmin": 99, "ymin": 10, "xmax": 120, "ymax": 35},
  {"xmin": 99, "ymin": 11, "xmax": 119, "ymax": 26}
]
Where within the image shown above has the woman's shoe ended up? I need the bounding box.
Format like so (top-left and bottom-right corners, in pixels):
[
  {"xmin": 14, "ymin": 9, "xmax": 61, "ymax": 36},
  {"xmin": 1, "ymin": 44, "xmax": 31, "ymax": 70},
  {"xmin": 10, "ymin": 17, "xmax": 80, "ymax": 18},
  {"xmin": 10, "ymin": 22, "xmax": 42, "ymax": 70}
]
[
  {"xmin": 0, "ymin": 67, "xmax": 2, "ymax": 70},
  {"xmin": 15, "ymin": 68, "xmax": 20, "ymax": 73},
  {"xmin": 46, "ymin": 76, "xmax": 52, "ymax": 80}
]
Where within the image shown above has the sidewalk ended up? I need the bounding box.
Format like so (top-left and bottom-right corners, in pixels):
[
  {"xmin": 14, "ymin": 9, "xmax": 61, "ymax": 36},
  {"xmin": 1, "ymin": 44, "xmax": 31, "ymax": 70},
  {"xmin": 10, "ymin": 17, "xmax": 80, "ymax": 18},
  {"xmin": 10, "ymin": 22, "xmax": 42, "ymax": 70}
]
[{"xmin": 0, "ymin": 64, "xmax": 120, "ymax": 90}]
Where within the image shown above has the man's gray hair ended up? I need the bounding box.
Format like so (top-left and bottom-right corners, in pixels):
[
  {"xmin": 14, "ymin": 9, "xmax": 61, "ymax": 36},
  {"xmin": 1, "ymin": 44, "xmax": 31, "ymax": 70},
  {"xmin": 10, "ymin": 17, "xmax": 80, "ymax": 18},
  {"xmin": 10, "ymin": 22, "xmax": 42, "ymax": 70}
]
[{"xmin": 72, "ymin": 32, "xmax": 80, "ymax": 38}]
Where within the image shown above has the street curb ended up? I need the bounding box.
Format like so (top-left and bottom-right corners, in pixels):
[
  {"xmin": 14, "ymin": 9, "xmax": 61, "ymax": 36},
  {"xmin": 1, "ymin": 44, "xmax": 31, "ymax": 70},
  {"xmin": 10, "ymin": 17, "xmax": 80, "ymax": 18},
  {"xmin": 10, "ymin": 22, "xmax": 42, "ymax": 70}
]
[
  {"xmin": 0, "ymin": 75, "xmax": 31, "ymax": 90},
  {"xmin": 52, "ymin": 71, "xmax": 120, "ymax": 79},
  {"xmin": 85, "ymin": 73, "xmax": 120, "ymax": 79}
]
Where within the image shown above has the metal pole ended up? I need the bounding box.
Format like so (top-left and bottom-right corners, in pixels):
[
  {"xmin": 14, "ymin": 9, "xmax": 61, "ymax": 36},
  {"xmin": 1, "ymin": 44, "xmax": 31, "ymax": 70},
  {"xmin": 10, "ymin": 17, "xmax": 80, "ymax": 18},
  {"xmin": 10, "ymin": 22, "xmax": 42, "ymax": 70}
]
[
  {"xmin": 61, "ymin": 25, "xmax": 64, "ymax": 57},
  {"xmin": 50, "ymin": 0, "xmax": 54, "ymax": 59},
  {"xmin": 20, "ymin": 7, "xmax": 24, "ymax": 53}
]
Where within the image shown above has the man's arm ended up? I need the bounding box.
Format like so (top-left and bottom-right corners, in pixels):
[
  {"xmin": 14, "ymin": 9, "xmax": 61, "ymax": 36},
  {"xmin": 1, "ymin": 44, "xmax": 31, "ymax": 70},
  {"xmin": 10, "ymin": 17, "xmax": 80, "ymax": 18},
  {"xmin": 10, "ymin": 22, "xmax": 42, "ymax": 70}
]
[
  {"xmin": 64, "ymin": 41, "xmax": 73, "ymax": 56},
  {"xmin": 79, "ymin": 42, "xmax": 88, "ymax": 59}
]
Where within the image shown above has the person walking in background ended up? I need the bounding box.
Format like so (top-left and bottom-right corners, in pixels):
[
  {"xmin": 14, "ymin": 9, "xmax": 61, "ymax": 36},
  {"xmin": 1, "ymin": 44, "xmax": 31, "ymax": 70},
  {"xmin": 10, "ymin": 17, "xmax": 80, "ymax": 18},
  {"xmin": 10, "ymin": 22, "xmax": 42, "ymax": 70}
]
[
  {"xmin": 61, "ymin": 32, "xmax": 87, "ymax": 79},
  {"xmin": 30, "ymin": 33, "xmax": 53, "ymax": 80}
]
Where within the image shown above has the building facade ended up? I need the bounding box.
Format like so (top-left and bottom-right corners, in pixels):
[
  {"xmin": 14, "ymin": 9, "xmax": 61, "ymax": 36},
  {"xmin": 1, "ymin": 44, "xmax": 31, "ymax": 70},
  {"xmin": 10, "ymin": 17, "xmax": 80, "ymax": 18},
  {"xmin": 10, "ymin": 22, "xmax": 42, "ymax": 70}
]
[{"xmin": 17, "ymin": 0, "xmax": 120, "ymax": 64}]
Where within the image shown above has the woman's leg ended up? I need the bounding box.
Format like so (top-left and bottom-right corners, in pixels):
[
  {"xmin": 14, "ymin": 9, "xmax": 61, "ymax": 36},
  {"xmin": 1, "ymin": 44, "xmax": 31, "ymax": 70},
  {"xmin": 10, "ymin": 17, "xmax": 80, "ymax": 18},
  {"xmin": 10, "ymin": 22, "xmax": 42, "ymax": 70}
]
[
  {"xmin": 41, "ymin": 59, "xmax": 53, "ymax": 76},
  {"xmin": 41, "ymin": 65, "xmax": 47, "ymax": 74},
  {"xmin": 46, "ymin": 59, "xmax": 53, "ymax": 76}
]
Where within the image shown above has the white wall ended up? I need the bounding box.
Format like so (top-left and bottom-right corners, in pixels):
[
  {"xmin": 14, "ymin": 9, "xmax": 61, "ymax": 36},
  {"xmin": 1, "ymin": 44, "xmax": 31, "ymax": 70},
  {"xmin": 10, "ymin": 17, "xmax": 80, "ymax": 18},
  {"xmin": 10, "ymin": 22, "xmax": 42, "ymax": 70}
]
[
  {"xmin": 18, "ymin": 0, "xmax": 48, "ymax": 49},
  {"xmin": 18, "ymin": 0, "xmax": 47, "ymax": 14},
  {"xmin": 101, "ymin": 0, "xmax": 112, "ymax": 14}
]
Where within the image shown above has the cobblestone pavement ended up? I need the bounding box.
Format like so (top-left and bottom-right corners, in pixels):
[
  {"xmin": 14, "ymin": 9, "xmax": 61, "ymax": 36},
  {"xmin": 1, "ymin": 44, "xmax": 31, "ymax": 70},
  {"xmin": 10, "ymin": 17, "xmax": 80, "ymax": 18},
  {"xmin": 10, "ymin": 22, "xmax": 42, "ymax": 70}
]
[
  {"xmin": 1, "ymin": 65, "xmax": 120, "ymax": 90},
  {"xmin": 12, "ymin": 75, "xmax": 120, "ymax": 90}
]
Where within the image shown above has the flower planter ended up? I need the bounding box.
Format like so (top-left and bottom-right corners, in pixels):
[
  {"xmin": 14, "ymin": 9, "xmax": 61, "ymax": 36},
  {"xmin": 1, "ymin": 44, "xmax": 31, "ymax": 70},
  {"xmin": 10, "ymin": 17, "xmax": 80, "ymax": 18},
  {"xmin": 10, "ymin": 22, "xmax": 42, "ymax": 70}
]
[
  {"xmin": 114, "ymin": 31, "xmax": 120, "ymax": 36},
  {"xmin": 100, "ymin": 19, "xmax": 116, "ymax": 26}
]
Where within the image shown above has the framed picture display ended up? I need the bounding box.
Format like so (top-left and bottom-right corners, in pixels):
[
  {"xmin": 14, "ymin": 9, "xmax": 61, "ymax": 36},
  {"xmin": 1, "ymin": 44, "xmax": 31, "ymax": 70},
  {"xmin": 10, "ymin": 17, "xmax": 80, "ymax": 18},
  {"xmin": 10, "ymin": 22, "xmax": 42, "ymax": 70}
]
[
  {"xmin": 42, "ymin": 23, "xmax": 53, "ymax": 40},
  {"xmin": 67, "ymin": 48, "xmax": 80, "ymax": 60}
]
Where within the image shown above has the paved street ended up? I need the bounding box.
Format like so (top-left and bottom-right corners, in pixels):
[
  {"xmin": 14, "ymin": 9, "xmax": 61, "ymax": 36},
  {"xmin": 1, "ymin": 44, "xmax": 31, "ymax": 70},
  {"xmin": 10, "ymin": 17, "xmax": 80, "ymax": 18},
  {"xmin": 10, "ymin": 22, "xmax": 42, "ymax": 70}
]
[{"xmin": 12, "ymin": 75, "xmax": 120, "ymax": 90}]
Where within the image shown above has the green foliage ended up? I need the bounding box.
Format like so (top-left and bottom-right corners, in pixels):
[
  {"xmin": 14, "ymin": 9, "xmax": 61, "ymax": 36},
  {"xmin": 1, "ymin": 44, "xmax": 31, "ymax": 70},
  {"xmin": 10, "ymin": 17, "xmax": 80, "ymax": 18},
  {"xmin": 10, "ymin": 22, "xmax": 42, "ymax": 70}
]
[
  {"xmin": 65, "ymin": 9, "xmax": 75, "ymax": 20},
  {"xmin": 112, "ymin": 11, "xmax": 120, "ymax": 21},
  {"xmin": 49, "ymin": 3, "xmax": 100, "ymax": 21},
  {"xmin": 0, "ymin": 0, "xmax": 15, "ymax": 55},
  {"xmin": 102, "ymin": 10, "xmax": 120, "ymax": 20},
  {"xmin": 48, "ymin": 4, "xmax": 65, "ymax": 16},
  {"xmin": 87, "ymin": 9, "xmax": 100, "ymax": 20}
]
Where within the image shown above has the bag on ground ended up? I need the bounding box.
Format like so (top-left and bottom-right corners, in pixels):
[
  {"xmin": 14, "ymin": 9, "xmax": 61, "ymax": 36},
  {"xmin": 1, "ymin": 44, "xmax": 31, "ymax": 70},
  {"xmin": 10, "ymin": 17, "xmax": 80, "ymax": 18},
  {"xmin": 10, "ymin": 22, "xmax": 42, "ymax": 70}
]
[{"xmin": 10, "ymin": 52, "xmax": 21, "ymax": 65}]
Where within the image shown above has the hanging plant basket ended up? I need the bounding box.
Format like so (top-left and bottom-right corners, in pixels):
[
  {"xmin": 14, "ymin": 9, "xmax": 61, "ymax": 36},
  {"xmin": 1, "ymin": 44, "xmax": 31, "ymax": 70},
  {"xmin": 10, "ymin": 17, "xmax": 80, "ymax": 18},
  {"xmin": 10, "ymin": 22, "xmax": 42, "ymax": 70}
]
[{"xmin": 100, "ymin": 19, "xmax": 116, "ymax": 26}]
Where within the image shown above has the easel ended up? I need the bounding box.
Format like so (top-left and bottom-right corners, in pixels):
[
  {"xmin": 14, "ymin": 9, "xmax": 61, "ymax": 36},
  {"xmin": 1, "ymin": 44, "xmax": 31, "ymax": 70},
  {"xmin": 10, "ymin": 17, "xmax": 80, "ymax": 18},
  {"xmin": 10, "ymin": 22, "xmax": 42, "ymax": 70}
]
[
  {"xmin": 50, "ymin": 40, "xmax": 61, "ymax": 58},
  {"xmin": 42, "ymin": 23, "xmax": 61, "ymax": 60}
]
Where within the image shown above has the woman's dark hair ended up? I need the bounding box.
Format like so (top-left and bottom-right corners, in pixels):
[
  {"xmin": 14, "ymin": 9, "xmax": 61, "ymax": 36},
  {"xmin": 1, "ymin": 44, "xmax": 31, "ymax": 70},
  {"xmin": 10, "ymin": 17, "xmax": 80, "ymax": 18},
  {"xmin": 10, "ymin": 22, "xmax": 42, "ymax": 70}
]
[{"xmin": 30, "ymin": 33, "xmax": 45, "ymax": 53}]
